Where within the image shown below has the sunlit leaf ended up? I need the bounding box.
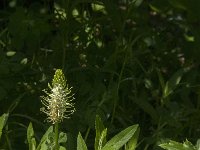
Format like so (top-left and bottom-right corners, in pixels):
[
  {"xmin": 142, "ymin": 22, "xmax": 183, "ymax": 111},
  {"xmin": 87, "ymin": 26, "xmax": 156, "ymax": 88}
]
[
  {"xmin": 27, "ymin": 122, "xmax": 36, "ymax": 150},
  {"xmin": 159, "ymin": 140, "xmax": 196, "ymax": 150},
  {"xmin": 77, "ymin": 132, "xmax": 88, "ymax": 150},
  {"xmin": 0, "ymin": 113, "xmax": 9, "ymax": 140},
  {"xmin": 102, "ymin": 125, "xmax": 139, "ymax": 150},
  {"xmin": 163, "ymin": 69, "xmax": 185, "ymax": 98},
  {"xmin": 125, "ymin": 126, "xmax": 140, "ymax": 150},
  {"xmin": 6, "ymin": 51, "xmax": 16, "ymax": 57},
  {"xmin": 95, "ymin": 115, "xmax": 106, "ymax": 150},
  {"xmin": 37, "ymin": 126, "xmax": 53, "ymax": 150}
]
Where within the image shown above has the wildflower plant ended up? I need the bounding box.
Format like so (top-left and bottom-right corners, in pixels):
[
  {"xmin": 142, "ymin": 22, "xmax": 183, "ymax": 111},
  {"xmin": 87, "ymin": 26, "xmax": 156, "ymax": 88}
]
[
  {"xmin": 40, "ymin": 69, "xmax": 75, "ymax": 149},
  {"xmin": 41, "ymin": 69, "xmax": 75, "ymax": 124}
]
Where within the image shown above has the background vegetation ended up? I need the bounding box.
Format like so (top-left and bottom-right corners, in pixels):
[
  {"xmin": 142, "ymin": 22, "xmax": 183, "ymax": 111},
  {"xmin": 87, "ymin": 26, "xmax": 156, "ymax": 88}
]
[{"xmin": 0, "ymin": 0, "xmax": 200, "ymax": 149}]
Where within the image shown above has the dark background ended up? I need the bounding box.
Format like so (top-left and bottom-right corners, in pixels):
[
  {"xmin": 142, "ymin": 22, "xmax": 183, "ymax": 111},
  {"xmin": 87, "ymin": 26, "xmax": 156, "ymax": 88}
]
[{"xmin": 1, "ymin": 0, "xmax": 200, "ymax": 149}]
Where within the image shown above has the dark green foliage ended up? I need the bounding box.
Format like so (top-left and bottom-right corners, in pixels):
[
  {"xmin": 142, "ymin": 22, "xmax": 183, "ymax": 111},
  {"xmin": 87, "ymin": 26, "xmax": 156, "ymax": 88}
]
[
  {"xmin": 0, "ymin": 0, "xmax": 200, "ymax": 149},
  {"xmin": 77, "ymin": 116, "xmax": 139, "ymax": 150},
  {"xmin": 159, "ymin": 140, "xmax": 197, "ymax": 150}
]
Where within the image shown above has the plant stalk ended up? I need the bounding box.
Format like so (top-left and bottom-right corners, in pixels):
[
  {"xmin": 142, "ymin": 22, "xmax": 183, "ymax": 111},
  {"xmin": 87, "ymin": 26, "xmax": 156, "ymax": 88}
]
[{"xmin": 54, "ymin": 122, "xmax": 59, "ymax": 150}]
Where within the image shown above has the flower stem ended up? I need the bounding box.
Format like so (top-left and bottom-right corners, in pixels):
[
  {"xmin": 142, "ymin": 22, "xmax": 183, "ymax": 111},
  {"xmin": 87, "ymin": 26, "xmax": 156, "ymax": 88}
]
[{"xmin": 54, "ymin": 122, "xmax": 59, "ymax": 150}]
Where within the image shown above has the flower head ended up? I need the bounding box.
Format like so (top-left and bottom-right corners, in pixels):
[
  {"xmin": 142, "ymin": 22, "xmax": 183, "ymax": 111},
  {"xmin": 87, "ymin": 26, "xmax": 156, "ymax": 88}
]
[{"xmin": 41, "ymin": 69, "xmax": 75, "ymax": 124}]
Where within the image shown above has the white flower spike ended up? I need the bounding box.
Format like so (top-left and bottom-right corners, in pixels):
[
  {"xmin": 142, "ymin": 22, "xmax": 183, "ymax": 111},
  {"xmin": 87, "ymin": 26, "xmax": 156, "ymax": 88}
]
[{"xmin": 41, "ymin": 69, "xmax": 75, "ymax": 124}]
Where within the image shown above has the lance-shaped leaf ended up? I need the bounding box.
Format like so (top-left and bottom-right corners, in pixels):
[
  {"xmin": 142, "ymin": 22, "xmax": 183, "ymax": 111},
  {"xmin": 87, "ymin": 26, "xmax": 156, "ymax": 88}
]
[
  {"xmin": 27, "ymin": 122, "xmax": 36, "ymax": 150},
  {"xmin": 159, "ymin": 140, "xmax": 196, "ymax": 150},
  {"xmin": 95, "ymin": 115, "xmax": 107, "ymax": 150},
  {"xmin": 102, "ymin": 124, "xmax": 139, "ymax": 150},
  {"xmin": 0, "ymin": 113, "xmax": 9, "ymax": 140},
  {"xmin": 77, "ymin": 132, "xmax": 88, "ymax": 150}
]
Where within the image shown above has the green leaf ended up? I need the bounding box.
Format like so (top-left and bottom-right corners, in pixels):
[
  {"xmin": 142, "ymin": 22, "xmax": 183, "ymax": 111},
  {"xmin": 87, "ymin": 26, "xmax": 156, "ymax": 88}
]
[
  {"xmin": 95, "ymin": 115, "xmax": 107, "ymax": 150},
  {"xmin": 130, "ymin": 0, "xmax": 143, "ymax": 7},
  {"xmin": 20, "ymin": 58, "xmax": 28, "ymax": 65},
  {"xmin": 59, "ymin": 132, "xmax": 67, "ymax": 143},
  {"xmin": 27, "ymin": 122, "xmax": 36, "ymax": 150},
  {"xmin": 157, "ymin": 69, "xmax": 166, "ymax": 91},
  {"xmin": 134, "ymin": 97, "xmax": 158, "ymax": 122},
  {"xmin": 102, "ymin": 124, "xmax": 139, "ymax": 150},
  {"xmin": 59, "ymin": 146, "xmax": 66, "ymax": 150},
  {"xmin": 125, "ymin": 126, "xmax": 140, "ymax": 150},
  {"xmin": 37, "ymin": 126, "xmax": 53, "ymax": 150},
  {"xmin": 77, "ymin": 132, "xmax": 88, "ymax": 150},
  {"xmin": 97, "ymin": 129, "xmax": 107, "ymax": 150},
  {"xmin": 6, "ymin": 51, "xmax": 16, "ymax": 57},
  {"xmin": 150, "ymin": 0, "xmax": 170, "ymax": 12},
  {"xmin": 196, "ymin": 139, "xmax": 200, "ymax": 150},
  {"xmin": 0, "ymin": 113, "xmax": 9, "ymax": 140},
  {"xmin": 163, "ymin": 69, "xmax": 185, "ymax": 98},
  {"xmin": 91, "ymin": 3, "xmax": 105, "ymax": 12},
  {"xmin": 159, "ymin": 140, "xmax": 196, "ymax": 150}
]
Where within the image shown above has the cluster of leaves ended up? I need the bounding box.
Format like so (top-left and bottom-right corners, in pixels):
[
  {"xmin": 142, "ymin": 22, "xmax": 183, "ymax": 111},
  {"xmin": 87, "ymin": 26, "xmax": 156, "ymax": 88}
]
[
  {"xmin": 159, "ymin": 140, "xmax": 198, "ymax": 150},
  {"xmin": 1, "ymin": 0, "xmax": 200, "ymax": 149},
  {"xmin": 0, "ymin": 114, "xmax": 139, "ymax": 150}
]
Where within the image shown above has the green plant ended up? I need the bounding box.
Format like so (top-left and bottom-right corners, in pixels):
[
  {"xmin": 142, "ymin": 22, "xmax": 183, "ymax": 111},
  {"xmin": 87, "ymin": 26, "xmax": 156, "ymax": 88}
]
[
  {"xmin": 40, "ymin": 69, "xmax": 75, "ymax": 149},
  {"xmin": 25, "ymin": 115, "xmax": 139, "ymax": 150},
  {"xmin": 26, "ymin": 123, "xmax": 67, "ymax": 150},
  {"xmin": 1, "ymin": 0, "xmax": 200, "ymax": 149},
  {"xmin": 159, "ymin": 139, "xmax": 200, "ymax": 150},
  {"xmin": 0, "ymin": 113, "xmax": 9, "ymax": 141},
  {"xmin": 24, "ymin": 68, "xmax": 139, "ymax": 150}
]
